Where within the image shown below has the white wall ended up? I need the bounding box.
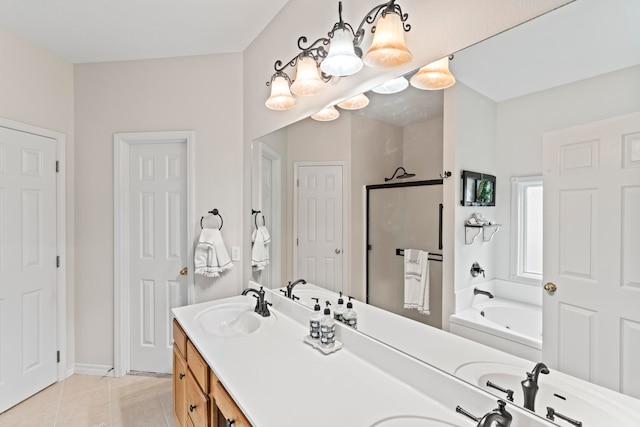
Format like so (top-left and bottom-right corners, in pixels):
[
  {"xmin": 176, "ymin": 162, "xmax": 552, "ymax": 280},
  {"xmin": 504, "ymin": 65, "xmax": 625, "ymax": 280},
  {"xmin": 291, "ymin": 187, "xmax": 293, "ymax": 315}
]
[
  {"xmin": 403, "ymin": 116, "xmax": 444, "ymax": 181},
  {"xmin": 74, "ymin": 54, "xmax": 243, "ymax": 368},
  {"xmin": 493, "ymin": 64, "xmax": 640, "ymax": 282},
  {"xmin": 0, "ymin": 28, "xmax": 76, "ymax": 372}
]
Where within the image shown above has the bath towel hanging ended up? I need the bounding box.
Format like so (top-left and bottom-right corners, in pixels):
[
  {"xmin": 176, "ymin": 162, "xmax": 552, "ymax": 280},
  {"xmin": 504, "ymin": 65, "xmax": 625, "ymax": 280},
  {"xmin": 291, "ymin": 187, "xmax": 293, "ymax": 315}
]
[
  {"xmin": 195, "ymin": 209, "xmax": 232, "ymax": 277},
  {"xmin": 251, "ymin": 225, "xmax": 271, "ymax": 270},
  {"xmin": 403, "ymin": 249, "xmax": 430, "ymax": 315}
]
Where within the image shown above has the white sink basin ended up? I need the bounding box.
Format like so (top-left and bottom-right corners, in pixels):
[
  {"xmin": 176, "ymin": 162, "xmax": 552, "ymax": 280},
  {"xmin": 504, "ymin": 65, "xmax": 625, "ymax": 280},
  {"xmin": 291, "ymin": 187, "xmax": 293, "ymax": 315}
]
[
  {"xmin": 454, "ymin": 362, "xmax": 637, "ymax": 426},
  {"xmin": 195, "ymin": 302, "xmax": 276, "ymax": 338},
  {"xmin": 370, "ymin": 416, "xmax": 462, "ymax": 426}
]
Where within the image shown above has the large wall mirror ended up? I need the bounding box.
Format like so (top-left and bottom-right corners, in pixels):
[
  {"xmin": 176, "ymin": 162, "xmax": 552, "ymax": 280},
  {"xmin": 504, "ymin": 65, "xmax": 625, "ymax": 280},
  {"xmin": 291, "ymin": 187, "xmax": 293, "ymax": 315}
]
[{"xmin": 250, "ymin": 0, "xmax": 640, "ymax": 412}]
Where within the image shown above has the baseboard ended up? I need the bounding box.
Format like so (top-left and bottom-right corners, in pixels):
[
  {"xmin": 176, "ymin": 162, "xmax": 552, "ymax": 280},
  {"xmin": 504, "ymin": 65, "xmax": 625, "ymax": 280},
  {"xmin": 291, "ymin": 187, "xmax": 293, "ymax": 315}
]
[{"xmin": 73, "ymin": 363, "xmax": 115, "ymax": 377}]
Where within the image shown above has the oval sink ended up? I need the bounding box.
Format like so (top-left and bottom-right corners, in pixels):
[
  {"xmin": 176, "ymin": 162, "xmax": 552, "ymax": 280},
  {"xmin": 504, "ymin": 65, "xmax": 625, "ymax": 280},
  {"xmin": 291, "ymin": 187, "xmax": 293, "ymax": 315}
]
[
  {"xmin": 370, "ymin": 416, "xmax": 461, "ymax": 427},
  {"xmin": 195, "ymin": 303, "xmax": 275, "ymax": 337},
  {"xmin": 454, "ymin": 362, "xmax": 637, "ymax": 426}
]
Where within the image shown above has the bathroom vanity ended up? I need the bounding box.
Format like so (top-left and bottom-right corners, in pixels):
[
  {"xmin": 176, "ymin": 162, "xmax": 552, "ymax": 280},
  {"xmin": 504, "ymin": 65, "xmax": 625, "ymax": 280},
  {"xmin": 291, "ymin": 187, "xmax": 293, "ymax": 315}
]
[{"xmin": 171, "ymin": 291, "xmax": 595, "ymax": 427}]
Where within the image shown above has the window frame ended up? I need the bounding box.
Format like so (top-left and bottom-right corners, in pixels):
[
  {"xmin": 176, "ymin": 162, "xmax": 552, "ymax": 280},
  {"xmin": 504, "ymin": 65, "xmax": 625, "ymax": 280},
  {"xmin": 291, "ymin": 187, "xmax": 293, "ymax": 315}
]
[{"xmin": 510, "ymin": 176, "xmax": 543, "ymax": 285}]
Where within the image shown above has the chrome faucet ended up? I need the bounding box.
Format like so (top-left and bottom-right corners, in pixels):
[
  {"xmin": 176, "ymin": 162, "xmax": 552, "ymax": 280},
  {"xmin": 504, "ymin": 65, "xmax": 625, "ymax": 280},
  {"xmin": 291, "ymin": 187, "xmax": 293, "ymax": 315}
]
[
  {"xmin": 474, "ymin": 288, "xmax": 494, "ymax": 298},
  {"xmin": 521, "ymin": 362, "xmax": 549, "ymax": 411},
  {"xmin": 241, "ymin": 286, "xmax": 272, "ymax": 317},
  {"xmin": 456, "ymin": 399, "xmax": 512, "ymax": 427},
  {"xmin": 285, "ymin": 279, "xmax": 307, "ymax": 298}
]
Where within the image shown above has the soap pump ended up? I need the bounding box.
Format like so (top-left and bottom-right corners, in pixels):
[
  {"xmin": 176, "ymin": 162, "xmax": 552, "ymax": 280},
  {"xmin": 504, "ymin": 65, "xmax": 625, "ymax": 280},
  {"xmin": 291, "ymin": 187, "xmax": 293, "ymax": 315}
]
[
  {"xmin": 319, "ymin": 301, "xmax": 336, "ymax": 348},
  {"xmin": 343, "ymin": 296, "xmax": 358, "ymax": 329},
  {"xmin": 334, "ymin": 291, "xmax": 347, "ymax": 323},
  {"xmin": 309, "ymin": 298, "xmax": 322, "ymax": 341}
]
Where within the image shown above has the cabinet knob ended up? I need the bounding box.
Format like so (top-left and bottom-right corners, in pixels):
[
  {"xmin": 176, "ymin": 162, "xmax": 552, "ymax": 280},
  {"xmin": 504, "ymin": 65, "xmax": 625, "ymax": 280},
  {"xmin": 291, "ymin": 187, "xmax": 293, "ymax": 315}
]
[
  {"xmin": 226, "ymin": 420, "xmax": 235, "ymax": 427},
  {"xmin": 189, "ymin": 404, "xmax": 197, "ymax": 412},
  {"xmin": 179, "ymin": 373, "xmax": 185, "ymax": 380},
  {"xmin": 544, "ymin": 282, "xmax": 557, "ymax": 293}
]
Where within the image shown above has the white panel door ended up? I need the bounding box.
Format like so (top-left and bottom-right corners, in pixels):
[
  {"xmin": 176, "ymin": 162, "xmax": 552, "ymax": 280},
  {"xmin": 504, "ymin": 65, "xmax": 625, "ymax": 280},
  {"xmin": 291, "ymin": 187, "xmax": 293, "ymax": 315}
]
[
  {"xmin": 0, "ymin": 127, "xmax": 57, "ymax": 413},
  {"xmin": 296, "ymin": 164, "xmax": 344, "ymax": 293},
  {"xmin": 130, "ymin": 142, "xmax": 188, "ymax": 373},
  {"xmin": 543, "ymin": 111, "xmax": 640, "ymax": 397}
]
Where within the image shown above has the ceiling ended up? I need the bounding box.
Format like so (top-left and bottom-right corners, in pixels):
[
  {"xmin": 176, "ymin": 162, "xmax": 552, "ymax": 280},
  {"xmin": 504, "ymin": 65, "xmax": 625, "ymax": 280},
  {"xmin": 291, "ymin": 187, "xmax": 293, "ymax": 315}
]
[
  {"xmin": 0, "ymin": 0, "xmax": 637, "ymax": 108},
  {"xmin": 0, "ymin": 0, "xmax": 290, "ymax": 63}
]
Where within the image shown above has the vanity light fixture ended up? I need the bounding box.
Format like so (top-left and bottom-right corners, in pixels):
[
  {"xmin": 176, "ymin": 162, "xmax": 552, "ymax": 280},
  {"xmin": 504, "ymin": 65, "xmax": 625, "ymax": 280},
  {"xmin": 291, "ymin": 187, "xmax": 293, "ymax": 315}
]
[
  {"xmin": 371, "ymin": 76, "xmax": 409, "ymax": 94},
  {"xmin": 337, "ymin": 93, "xmax": 370, "ymax": 110},
  {"xmin": 311, "ymin": 105, "xmax": 340, "ymax": 121},
  {"xmin": 361, "ymin": 2, "xmax": 412, "ymax": 68},
  {"xmin": 265, "ymin": 0, "xmax": 412, "ymax": 110},
  {"xmin": 290, "ymin": 53, "xmax": 326, "ymax": 96},
  {"xmin": 410, "ymin": 55, "xmax": 456, "ymax": 90},
  {"xmin": 265, "ymin": 71, "xmax": 296, "ymax": 110}
]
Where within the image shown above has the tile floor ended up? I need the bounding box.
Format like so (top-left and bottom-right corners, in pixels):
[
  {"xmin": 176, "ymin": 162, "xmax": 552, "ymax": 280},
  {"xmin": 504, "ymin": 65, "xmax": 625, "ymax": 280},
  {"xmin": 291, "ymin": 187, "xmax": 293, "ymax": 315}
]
[{"xmin": 0, "ymin": 374, "xmax": 177, "ymax": 427}]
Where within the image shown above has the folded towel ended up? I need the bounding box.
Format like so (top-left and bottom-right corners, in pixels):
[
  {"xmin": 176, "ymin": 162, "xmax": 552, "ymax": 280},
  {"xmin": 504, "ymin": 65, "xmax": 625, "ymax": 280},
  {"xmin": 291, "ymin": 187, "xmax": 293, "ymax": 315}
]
[
  {"xmin": 251, "ymin": 225, "xmax": 271, "ymax": 270},
  {"xmin": 194, "ymin": 228, "xmax": 233, "ymax": 277},
  {"xmin": 404, "ymin": 249, "xmax": 430, "ymax": 315}
]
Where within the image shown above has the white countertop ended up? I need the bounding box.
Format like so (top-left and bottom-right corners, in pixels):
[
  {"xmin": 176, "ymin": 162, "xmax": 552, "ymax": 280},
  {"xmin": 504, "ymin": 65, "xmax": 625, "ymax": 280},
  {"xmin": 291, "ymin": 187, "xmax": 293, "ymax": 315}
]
[{"xmin": 173, "ymin": 293, "xmax": 558, "ymax": 427}]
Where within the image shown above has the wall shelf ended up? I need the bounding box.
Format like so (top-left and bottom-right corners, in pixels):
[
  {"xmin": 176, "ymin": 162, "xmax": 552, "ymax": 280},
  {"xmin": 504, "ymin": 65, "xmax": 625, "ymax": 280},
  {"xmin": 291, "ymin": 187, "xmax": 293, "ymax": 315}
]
[{"xmin": 465, "ymin": 224, "xmax": 501, "ymax": 244}]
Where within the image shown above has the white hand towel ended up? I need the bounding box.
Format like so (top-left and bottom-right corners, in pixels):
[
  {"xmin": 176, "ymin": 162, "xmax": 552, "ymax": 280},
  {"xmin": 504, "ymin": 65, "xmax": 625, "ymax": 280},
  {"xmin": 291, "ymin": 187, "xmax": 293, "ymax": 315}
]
[
  {"xmin": 194, "ymin": 228, "xmax": 233, "ymax": 277},
  {"xmin": 404, "ymin": 249, "xmax": 430, "ymax": 315},
  {"xmin": 251, "ymin": 226, "xmax": 271, "ymax": 270}
]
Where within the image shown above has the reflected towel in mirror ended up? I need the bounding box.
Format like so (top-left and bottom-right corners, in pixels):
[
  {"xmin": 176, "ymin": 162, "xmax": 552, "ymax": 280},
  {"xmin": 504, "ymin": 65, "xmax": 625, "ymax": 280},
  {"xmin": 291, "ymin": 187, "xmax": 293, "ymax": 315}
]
[
  {"xmin": 404, "ymin": 249, "xmax": 430, "ymax": 315},
  {"xmin": 251, "ymin": 226, "xmax": 271, "ymax": 270}
]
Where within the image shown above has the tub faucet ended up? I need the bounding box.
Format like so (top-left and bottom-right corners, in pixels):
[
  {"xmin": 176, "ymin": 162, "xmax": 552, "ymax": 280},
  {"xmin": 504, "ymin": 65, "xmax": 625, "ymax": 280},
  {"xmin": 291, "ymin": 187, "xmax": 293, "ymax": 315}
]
[
  {"xmin": 241, "ymin": 286, "xmax": 272, "ymax": 317},
  {"xmin": 521, "ymin": 362, "xmax": 549, "ymax": 411},
  {"xmin": 285, "ymin": 279, "xmax": 307, "ymax": 298},
  {"xmin": 456, "ymin": 399, "xmax": 512, "ymax": 427},
  {"xmin": 474, "ymin": 288, "xmax": 494, "ymax": 298}
]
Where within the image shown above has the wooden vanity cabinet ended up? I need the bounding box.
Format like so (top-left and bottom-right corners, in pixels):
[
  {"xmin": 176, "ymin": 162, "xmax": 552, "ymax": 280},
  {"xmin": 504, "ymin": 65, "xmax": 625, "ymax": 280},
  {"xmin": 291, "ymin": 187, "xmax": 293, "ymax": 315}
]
[
  {"xmin": 173, "ymin": 319, "xmax": 252, "ymax": 427},
  {"xmin": 173, "ymin": 319, "xmax": 210, "ymax": 427},
  {"xmin": 209, "ymin": 369, "xmax": 252, "ymax": 427}
]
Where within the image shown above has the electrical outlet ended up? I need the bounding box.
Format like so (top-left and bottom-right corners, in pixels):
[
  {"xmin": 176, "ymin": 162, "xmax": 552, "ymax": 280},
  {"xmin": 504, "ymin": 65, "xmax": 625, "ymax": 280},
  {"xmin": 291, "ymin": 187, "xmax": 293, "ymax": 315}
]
[{"xmin": 231, "ymin": 246, "xmax": 240, "ymax": 262}]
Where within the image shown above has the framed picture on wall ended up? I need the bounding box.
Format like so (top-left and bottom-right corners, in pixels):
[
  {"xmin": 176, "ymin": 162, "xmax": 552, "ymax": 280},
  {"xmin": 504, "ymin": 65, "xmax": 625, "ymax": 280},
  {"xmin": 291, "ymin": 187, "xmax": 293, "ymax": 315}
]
[{"xmin": 461, "ymin": 170, "xmax": 496, "ymax": 206}]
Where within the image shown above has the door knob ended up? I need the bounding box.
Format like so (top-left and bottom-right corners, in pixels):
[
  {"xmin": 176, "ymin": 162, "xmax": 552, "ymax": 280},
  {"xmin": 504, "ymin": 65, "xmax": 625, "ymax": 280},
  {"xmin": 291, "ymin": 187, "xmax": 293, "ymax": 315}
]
[
  {"xmin": 335, "ymin": 249, "xmax": 342, "ymax": 254},
  {"xmin": 180, "ymin": 267, "xmax": 188, "ymax": 276},
  {"xmin": 544, "ymin": 282, "xmax": 557, "ymax": 293}
]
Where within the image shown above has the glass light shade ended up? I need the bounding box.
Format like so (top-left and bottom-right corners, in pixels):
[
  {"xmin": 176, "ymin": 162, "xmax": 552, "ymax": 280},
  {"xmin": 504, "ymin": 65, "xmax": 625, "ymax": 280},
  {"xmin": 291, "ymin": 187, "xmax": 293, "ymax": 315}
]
[
  {"xmin": 311, "ymin": 105, "xmax": 340, "ymax": 121},
  {"xmin": 290, "ymin": 56, "xmax": 325, "ymax": 96},
  {"xmin": 337, "ymin": 93, "xmax": 370, "ymax": 110},
  {"xmin": 371, "ymin": 76, "xmax": 409, "ymax": 94},
  {"xmin": 410, "ymin": 57, "xmax": 456, "ymax": 90},
  {"xmin": 320, "ymin": 27, "xmax": 363, "ymax": 77},
  {"xmin": 265, "ymin": 75, "xmax": 296, "ymax": 110},
  {"xmin": 362, "ymin": 11, "xmax": 413, "ymax": 68}
]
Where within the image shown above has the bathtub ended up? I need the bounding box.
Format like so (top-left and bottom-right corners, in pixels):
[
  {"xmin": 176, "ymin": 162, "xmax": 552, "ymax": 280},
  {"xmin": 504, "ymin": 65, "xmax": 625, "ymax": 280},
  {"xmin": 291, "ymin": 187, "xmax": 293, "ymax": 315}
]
[{"xmin": 449, "ymin": 298, "xmax": 542, "ymax": 362}]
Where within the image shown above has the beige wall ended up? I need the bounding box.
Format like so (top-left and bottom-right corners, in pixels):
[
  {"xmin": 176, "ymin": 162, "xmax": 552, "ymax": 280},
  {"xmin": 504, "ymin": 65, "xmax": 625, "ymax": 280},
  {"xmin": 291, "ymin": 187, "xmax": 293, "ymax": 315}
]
[
  {"xmin": 0, "ymin": 28, "xmax": 76, "ymax": 370},
  {"xmin": 403, "ymin": 116, "xmax": 444, "ymax": 181},
  {"xmin": 74, "ymin": 54, "xmax": 243, "ymax": 367}
]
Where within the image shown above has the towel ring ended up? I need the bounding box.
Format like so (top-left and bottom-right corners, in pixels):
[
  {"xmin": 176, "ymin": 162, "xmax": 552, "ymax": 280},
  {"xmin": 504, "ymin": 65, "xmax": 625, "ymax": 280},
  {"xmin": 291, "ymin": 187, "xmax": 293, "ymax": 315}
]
[
  {"xmin": 200, "ymin": 209, "xmax": 223, "ymax": 230},
  {"xmin": 252, "ymin": 209, "xmax": 265, "ymax": 229}
]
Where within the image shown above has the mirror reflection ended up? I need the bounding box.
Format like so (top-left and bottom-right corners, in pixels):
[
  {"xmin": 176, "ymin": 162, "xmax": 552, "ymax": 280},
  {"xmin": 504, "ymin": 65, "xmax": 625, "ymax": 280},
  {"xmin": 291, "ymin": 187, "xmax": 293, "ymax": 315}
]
[{"xmin": 250, "ymin": 0, "xmax": 640, "ymax": 410}]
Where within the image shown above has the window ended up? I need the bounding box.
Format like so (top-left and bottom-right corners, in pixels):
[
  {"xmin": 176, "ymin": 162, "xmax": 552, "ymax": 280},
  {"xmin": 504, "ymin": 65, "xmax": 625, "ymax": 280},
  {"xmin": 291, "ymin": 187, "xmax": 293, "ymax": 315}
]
[{"xmin": 510, "ymin": 176, "xmax": 543, "ymax": 284}]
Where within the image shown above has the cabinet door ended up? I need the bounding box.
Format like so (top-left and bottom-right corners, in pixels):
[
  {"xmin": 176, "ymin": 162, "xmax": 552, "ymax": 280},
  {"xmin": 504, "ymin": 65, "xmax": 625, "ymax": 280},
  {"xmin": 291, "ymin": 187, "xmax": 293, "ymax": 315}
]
[
  {"xmin": 186, "ymin": 371, "xmax": 210, "ymax": 427},
  {"xmin": 213, "ymin": 381, "xmax": 252, "ymax": 427},
  {"xmin": 173, "ymin": 345, "xmax": 188, "ymax": 427},
  {"xmin": 187, "ymin": 340, "xmax": 210, "ymax": 392}
]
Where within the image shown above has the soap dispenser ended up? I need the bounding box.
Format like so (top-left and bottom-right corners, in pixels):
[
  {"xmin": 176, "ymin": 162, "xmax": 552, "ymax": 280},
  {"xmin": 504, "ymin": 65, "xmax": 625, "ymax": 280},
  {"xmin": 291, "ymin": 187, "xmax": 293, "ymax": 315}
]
[
  {"xmin": 334, "ymin": 292, "xmax": 347, "ymax": 323},
  {"xmin": 343, "ymin": 296, "xmax": 358, "ymax": 329},
  {"xmin": 309, "ymin": 298, "xmax": 323, "ymax": 341},
  {"xmin": 319, "ymin": 301, "xmax": 336, "ymax": 348}
]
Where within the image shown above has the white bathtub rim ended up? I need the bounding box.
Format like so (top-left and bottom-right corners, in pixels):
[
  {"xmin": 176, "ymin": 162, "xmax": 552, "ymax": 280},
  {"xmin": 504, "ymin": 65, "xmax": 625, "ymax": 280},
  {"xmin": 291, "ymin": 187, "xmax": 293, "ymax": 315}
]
[{"xmin": 450, "ymin": 298, "xmax": 542, "ymax": 350}]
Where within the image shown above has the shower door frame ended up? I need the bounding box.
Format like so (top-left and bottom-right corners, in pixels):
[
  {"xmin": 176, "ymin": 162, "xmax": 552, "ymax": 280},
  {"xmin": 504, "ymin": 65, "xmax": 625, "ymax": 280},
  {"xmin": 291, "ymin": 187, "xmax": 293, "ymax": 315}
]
[{"xmin": 365, "ymin": 179, "xmax": 443, "ymax": 303}]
